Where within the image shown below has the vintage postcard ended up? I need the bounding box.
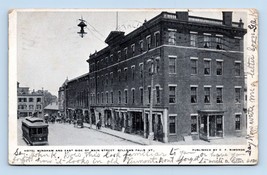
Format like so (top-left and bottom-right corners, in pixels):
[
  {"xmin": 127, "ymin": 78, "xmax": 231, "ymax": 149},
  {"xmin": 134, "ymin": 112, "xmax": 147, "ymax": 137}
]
[{"xmin": 8, "ymin": 9, "xmax": 258, "ymax": 165}]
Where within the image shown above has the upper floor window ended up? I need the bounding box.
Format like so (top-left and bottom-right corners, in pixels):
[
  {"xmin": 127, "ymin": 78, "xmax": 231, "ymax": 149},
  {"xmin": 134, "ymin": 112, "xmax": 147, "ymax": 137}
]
[
  {"xmin": 124, "ymin": 48, "xmax": 128, "ymax": 59},
  {"xmin": 118, "ymin": 69, "xmax": 121, "ymax": 82},
  {"xmin": 140, "ymin": 63, "xmax": 144, "ymax": 78},
  {"xmin": 110, "ymin": 54, "xmax": 113, "ymax": 63},
  {"xmin": 169, "ymin": 56, "xmax": 176, "ymax": 74},
  {"xmin": 105, "ymin": 57, "xmax": 108, "ymax": 66},
  {"xmin": 132, "ymin": 89, "xmax": 135, "ymax": 104},
  {"xmin": 155, "ymin": 32, "xmax": 160, "ymax": 47},
  {"xmin": 110, "ymin": 72, "xmax": 113, "ymax": 84},
  {"xmin": 37, "ymin": 98, "xmax": 41, "ymax": 102},
  {"xmin": 148, "ymin": 86, "xmax": 151, "ymax": 104},
  {"xmin": 190, "ymin": 86, "xmax": 197, "ymax": 103},
  {"xmin": 140, "ymin": 87, "xmax": 144, "ymax": 104},
  {"xmin": 124, "ymin": 68, "xmax": 128, "ymax": 81},
  {"xmin": 29, "ymin": 98, "xmax": 34, "ymax": 102},
  {"xmin": 117, "ymin": 51, "xmax": 121, "ymax": 61},
  {"xmin": 235, "ymin": 61, "xmax": 241, "ymax": 76},
  {"xmin": 190, "ymin": 57, "xmax": 198, "ymax": 75},
  {"xmin": 169, "ymin": 86, "xmax": 176, "ymax": 104},
  {"xmin": 111, "ymin": 91, "xmax": 114, "ymax": 104},
  {"xmin": 204, "ymin": 86, "xmax": 211, "ymax": 103},
  {"xmin": 216, "ymin": 87, "xmax": 223, "ymax": 103},
  {"xmin": 139, "ymin": 40, "xmax": 144, "ymax": 52},
  {"xmin": 215, "ymin": 35, "xmax": 224, "ymax": 50},
  {"xmin": 235, "ymin": 87, "xmax": 241, "ymax": 103},
  {"xmin": 36, "ymin": 105, "xmax": 41, "ymax": 110},
  {"xmin": 124, "ymin": 89, "xmax": 128, "ymax": 104},
  {"xmin": 234, "ymin": 37, "xmax": 241, "ymax": 51},
  {"xmin": 204, "ymin": 59, "xmax": 211, "ymax": 75},
  {"xmin": 190, "ymin": 31, "xmax": 198, "ymax": 47},
  {"xmin": 203, "ymin": 33, "xmax": 211, "ymax": 48},
  {"xmin": 106, "ymin": 92, "xmax": 109, "ymax": 104},
  {"xmin": 146, "ymin": 35, "xmax": 151, "ymax": 50},
  {"xmin": 131, "ymin": 66, "xmax": 135, "ymax": 81},
  {"xmin": 131, "ymin": 44, "xmax": 135, "ymax": 56},
  {"xmin": 168, "ymin": 30, "xmax": 176, "ymax": 45},
  {"xmin": 105, "ymin": 74, "xmax": 109, "ymax": 86},
  {"xmin": 216, "ymin": 60, "xmax": 223, "ymax": 75},
  {"xmin": 101, "ymin": 92, "xmax": 104, "ymax": 104}
]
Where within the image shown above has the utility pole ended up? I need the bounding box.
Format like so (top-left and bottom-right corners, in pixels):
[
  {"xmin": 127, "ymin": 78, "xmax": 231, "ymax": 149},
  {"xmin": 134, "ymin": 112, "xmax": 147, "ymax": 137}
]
[{"xmin": 148, "ymin": 58, "xmax": 155, "ymax": 144}]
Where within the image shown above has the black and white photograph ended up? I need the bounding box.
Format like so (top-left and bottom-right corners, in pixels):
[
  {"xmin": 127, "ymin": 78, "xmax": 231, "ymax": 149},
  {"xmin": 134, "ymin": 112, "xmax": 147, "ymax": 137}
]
[{"xmin": 8, "ymin": 9, "xmax": 258, "ymax": 165}]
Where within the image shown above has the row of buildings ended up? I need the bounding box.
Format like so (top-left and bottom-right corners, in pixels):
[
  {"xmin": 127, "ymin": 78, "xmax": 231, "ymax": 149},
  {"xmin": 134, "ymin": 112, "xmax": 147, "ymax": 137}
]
[{"xmin": 58, "ymin": 11, "xmax": 247, "ymax": 143}]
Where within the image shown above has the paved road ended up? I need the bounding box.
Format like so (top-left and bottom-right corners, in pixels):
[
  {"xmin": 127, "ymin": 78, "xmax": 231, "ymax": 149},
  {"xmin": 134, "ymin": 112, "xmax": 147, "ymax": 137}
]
[{"xmin": 17, "ymin": 119, "xmax": 138, "ymax": 146}]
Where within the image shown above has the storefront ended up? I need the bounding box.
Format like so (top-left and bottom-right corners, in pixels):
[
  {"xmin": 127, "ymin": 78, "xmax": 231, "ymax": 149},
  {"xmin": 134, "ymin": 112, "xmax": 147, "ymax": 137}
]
[{"xmin": 198, "ymin": 110, "xmax": 225, "ymax": 141}]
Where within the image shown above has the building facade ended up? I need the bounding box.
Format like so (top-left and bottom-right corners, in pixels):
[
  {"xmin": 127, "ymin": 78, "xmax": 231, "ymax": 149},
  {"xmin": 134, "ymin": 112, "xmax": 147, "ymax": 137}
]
[
  {"xmin": 17, "ymin": 82, "xmax": 44, "ymax": 118},
  {"xmin": 63, "ymin": 11, "xmax": 247, "ymax": 143}
]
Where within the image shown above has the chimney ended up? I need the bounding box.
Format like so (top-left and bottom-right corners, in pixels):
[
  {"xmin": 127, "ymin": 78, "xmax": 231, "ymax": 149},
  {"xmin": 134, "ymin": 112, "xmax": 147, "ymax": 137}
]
[
  {"xmin": 222, "ymin": 11, "xmax": 232, "ymax": 26},
  {"xmin": 176, "ymin": 11, "xmax": 188, "ymax": 21}
]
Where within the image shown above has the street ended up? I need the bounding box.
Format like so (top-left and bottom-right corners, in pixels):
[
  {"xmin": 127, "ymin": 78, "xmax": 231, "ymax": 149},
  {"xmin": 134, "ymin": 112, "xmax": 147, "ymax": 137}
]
[{"xmin": 17, "ymin": 119, "xmax": 138, "ymax": 146}]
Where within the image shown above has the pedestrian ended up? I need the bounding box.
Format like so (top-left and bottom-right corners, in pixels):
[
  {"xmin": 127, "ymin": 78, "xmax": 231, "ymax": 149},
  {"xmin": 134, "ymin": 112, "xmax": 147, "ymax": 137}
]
[{"xmin": 97, "ymin": 120, "xmax": 101, "ymax": 130}]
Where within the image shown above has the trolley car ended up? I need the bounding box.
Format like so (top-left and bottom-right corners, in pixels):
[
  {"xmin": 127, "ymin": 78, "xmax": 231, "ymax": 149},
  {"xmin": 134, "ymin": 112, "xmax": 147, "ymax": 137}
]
[{"xmin": 21, "ymin": 117, "xmax": 49, "ymax": 145}]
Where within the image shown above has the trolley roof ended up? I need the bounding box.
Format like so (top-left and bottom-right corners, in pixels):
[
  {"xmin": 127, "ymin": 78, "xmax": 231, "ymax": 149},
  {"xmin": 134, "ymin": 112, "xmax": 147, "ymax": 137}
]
[{"xmin": 22, "ymin": 117, "xmax": 48, "ymax": 127}]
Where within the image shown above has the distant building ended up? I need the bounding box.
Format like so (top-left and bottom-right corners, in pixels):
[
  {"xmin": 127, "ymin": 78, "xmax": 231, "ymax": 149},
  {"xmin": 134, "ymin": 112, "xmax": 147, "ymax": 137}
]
[
  {"xmin": 61, "ymin": 11, "xmax": 247, "ymax": 143},
  {"xmin": 44, "ymin": 102, "xmax": 59, "ymax": 117},
  {"xmin": 17, "ymin": 82, "xmax": 44, "ymax": 118}
]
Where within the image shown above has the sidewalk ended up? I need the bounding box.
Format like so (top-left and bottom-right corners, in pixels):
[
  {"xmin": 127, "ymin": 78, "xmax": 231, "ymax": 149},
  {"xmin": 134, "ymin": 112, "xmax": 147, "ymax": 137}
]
[{"xmin": 83, "ymin": 123, "xmax": 164, "ymax": 145}]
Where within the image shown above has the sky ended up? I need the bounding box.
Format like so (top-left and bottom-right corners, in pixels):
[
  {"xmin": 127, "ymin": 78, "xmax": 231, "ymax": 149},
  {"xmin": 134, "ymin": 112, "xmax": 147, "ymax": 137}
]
[{"xmin": 16, "ymin": 9, "xmax": 247, "ymax": 96}]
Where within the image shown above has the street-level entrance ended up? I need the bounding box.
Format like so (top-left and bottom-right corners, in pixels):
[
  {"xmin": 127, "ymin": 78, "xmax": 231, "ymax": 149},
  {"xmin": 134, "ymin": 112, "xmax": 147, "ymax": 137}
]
[{"xmin": 198, "ymin": 110, "xmax": 224, "ymax": 141}]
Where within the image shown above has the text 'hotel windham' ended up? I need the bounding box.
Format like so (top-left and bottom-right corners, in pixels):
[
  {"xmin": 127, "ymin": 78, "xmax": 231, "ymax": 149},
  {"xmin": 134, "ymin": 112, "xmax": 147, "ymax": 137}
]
[{"xmin": 58, "ymin": 11, "xmax": 247, "ymax": 143}]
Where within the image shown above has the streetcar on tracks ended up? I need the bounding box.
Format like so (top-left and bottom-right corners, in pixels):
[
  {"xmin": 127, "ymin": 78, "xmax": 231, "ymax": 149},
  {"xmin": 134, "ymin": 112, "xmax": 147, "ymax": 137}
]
[{"xmin": 21, "ymin": 117, "xmax": 49, "ymax": 146}]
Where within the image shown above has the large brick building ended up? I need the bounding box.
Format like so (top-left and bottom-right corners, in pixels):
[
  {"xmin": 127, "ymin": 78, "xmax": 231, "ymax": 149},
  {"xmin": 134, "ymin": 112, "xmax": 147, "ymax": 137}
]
[
  {"xmin": 17, "ymin": 82, "xmax": 44, "ymax": 118},
  {"xmin": 61, "ymin": 11, "xmax": 247, "ymax": 143}
]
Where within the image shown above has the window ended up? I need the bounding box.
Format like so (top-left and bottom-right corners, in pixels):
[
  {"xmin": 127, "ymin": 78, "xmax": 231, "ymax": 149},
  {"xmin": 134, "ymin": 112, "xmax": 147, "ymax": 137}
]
[
  {"xmin": 118, "ymin": 69, "xmax": 121, "ymax": 82},
  {"xmin": 169, "ymin": 86, "xmax": 176, "ymax": 103},
  {"xmin": 169, "ymin": 56, "xmax": 176, "ymax": 74},
  {"xmin": 235, "ymin": 114, "xmax": 241, "ymax": 130},
  {"xmin": 148, "ymin": 86, "xmax": 151, "ymax": 104},
  {"xmin": 234, "ymin": 37, "xmax": 241, "ymax": 51},
  {"xmin": 97, "ymin": 93, "xmax": 100, "ymax": 104},
  {"xmin": 110, "ymin": 72, "xmax": 113, "ymax": 84},
  {"xmin": 204, "ymin": 59, "xmax": 211, "ymax": 75},
  {"xmin": 101, "ymin": 92, "xmax": 104, "ymax": 104},
  {"xmin": 155, "ymin": 58, "xmax": 160, "ymax": 73},
  {"xmin": 29, "ymin": 98, "xmax": 34, "ymax": 102},
  {"xmin": 146, "ymin": 36, "xmax": 151, "ymax": 50},
  {"xmin": 105, "ymin": 57, "xmax": 108, "ymax": 66},
  {"xmin": 111, "ymin": 92, "xmax": 114, "ymax": 104},
  {"xmin": 131, "ymin": 44, "xmax": 135, "ymax": 56},
  {"xmin": 131, "ymin": 66, "xmax": 135, "ymax": 81},
  {"xmin": 140, "ymin": 63, "xmax": 144, "ymax": 78},
  {"xmin": 105, "ymin": 74, "xmax": 108, "ymax": 86},
  {"xmin": 190, "ymin": 32, "xmax": 197, "ymax": 47},
  {"xmin": 124, "ymin": 68, "xmax": 128, "ymax": 81},
  {"xmin": 169, "ymin": 115, "xmax": 176, "ymax": 134},
  {"xmin": 216, "ymin": 60, "xmax": 223, "ymax": 75},
  {"xmin": 216, "ymin": 116, "xmax": 223, "ymax": 131},
  {"xmin": 235, "ymin": 87, "xmax": 241, "ymax": 103},
  {"xmin": 106, "ymin": 92, "xmax": 109, "ymax": 104},
  {"xmin": 37, "ymin": 98, "xmax": 41, "ymax": 102},
  {"xmin": 124, "ymin": 90, "xmax": 128, "ymax": 104},
  {"xmin": 132, "ymin": 89, "xmax": 135, "ymax": 104},
  {"xmin": 235, "ymin": 62, "xmax": 241, "ymax": 76},
  {"xmin": 140, "ymin": 40, "xmax": 144, "ymax": 52},
  {"xmin": 216, "ymin": 87, "xmax": 223, "ymax": 103},
  {"xmin": 29, "ymin": 105, "xmax": 34, "ymax": 110},
  {"xmin": 155, "ymin": 32, "xmax": 160, "ymax": 47},
  {"xmin": 190, "ymin": 58, "xmax": 198, "ymax": 75},
  {"xmin": 118, "ymin": 91, "xmax": 121, "ymax": 104},
  {"xmin": 110, "ymin": 54, "xmax": 113, "ymax": 63},
  {"xmin": 156, "ymin": 86, "xmax": 160, "ymax": 104},
  {"xmin": 140, "ymin": 88, "xmax": 144, "ymax": 104},
  {"xmin": 204, "ymin": 87, "xmax": 211, "ymax": 103},
  {"xmin": 36, "ymin": 105, "xmax": 41, "ymax": 110},
  {"xmin": 124, "ymin": 48, "xmax": 128, "ymax": 59},
  {"xmin": 168, "ymin": 31, "xmax": 176, "ymax": 45},
  {"xmin": 216, "ymin": 35, "xmax": 223, "ymax": 49},
  {"xmin": 191, "ymin": 115, "xmax": 197, "ymax": 133},
  {"xmin": 191, "ymin": 86, "xmax": 197, "ymax": 103},
  {"xmin": 203, "ymin": 34, "xmax": 211, "ymax": 48},
  {"xmin": 117, "ymin": 51, "xmax": 121, "ymax": 61}
]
